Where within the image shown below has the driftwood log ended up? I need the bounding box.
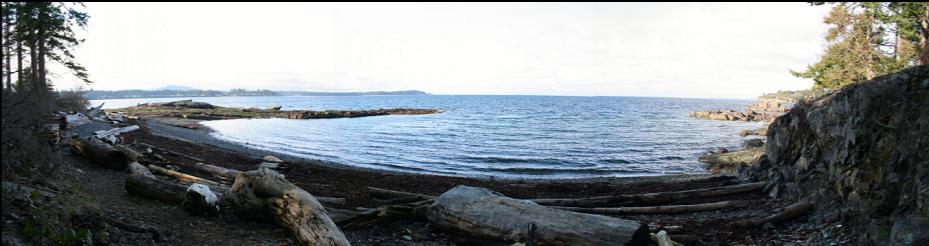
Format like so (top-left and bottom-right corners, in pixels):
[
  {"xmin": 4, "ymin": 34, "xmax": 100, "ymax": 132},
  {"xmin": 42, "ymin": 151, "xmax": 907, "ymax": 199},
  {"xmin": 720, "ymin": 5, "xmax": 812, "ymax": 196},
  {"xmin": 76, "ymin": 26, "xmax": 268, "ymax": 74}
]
[
  {"xmin": 148, "ymin": 165, "xmax": 221, "ymax": 186},
  {"xmin": 733, "ymin": 201, "xmax": 813, "ymax": 227},
  {"xmin": 71, "ymin": 137, "xmax": 131, "ymax": 170},
  {"xmin": 187, "ymin": 162, "xmax": 241, "ymax": 180},
  {"xmin": 426, "ymin": 185, "xmax": 648, "ymax": 246},
  {"xmin": 551, "ymin": 200, "xmax": 754, "ymax": 214},
  {"xmin": 115, "ymin": 144, "xmax": 145, "ymax": 162},
  {"xmin": 532, "ymin": 182, "xmax": 765, "ymax": 207},
  {"xmin": 220, "ymin": 169, "xmax": 349, "ymax": 246}
]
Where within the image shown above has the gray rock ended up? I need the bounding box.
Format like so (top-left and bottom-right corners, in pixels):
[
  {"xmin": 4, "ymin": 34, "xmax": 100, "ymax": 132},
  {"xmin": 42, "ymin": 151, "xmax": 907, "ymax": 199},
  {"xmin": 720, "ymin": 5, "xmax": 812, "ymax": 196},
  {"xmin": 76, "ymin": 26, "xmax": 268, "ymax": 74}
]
[
  {"xmin": 890, "ymin": 216, "xmax": 929, "ymax": 245},
  {"xmin": 263, "ymin": 155, "xmax": 284, "ymax": 163}
]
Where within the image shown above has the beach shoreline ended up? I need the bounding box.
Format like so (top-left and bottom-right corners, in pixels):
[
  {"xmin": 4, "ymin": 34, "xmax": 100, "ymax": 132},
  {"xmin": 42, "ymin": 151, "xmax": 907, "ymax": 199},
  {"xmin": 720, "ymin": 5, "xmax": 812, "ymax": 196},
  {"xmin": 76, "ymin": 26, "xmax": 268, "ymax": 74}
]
[{"xmin": 140, "ymin": 116, "xmax": 734, "ymax": 185}]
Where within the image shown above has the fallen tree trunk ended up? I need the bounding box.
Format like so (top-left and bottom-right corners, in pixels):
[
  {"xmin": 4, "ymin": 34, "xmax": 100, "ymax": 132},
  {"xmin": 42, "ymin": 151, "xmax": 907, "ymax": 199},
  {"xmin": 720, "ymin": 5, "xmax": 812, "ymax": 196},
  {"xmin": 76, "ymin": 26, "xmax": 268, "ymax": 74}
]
[
  {"xmin": 127, "ymin": 162, "xmax": 155, "ymax": 179},
  {"xmin": 148, "ymin": 165, "xmax": 220, "ymax": 186},
  {"xmin": 126, "ymin": 173, "xmax": 188, "ymax": 203},
  {"xmin": 733, "ymin": 201, "xmax": 813, "ymax": 227},
  {"xmin": 426, "ymin": 185, "xmax": 648, "ymax": 246},
  {"xmin": 551, "ymin": 200, "xmax": 753, "ymax": 215},
  {"xmin": 220, "ymin": 169, "xmax": 349, "ymax": 246},
  {"xmin": 187, "ymin": 162, "xmax": 241, "ymax": 180},
  {"xmin": 71, "ymin": 137, "xmax": 131, "ymax": 170},
  {"xmin": 532, "ymin": 182, "xmax": 765, "ymax": 207},
  {"xmin": 115, "ymin": 144, "xmax": 145, "ymax": 162}
]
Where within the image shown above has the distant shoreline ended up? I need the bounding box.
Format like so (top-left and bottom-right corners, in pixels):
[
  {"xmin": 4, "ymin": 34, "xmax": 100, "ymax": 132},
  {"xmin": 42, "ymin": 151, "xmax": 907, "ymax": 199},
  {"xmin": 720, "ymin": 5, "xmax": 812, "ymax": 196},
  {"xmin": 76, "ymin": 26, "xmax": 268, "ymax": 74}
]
[{"xmin": 83, "ymin": 89, "xmax": 429, "ymax": 100}]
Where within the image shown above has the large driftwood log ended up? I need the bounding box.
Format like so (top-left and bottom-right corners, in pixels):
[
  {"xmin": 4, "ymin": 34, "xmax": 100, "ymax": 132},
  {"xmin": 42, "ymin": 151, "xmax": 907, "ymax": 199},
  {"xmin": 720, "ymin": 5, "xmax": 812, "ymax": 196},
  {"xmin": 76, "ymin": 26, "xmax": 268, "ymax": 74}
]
[
  {"xmin": 127, "ymin": 162, "xmax": 156, "ymax": 179},
  {"xmin": 426, "ymin": 185, "xmax": 648, "ymax": 246},
  {"xmin": 187, "ymin": 162, "xmax": 241, "ymax": 180},
  {"xmin": 126, "ymin": 173, "xmax": 188, "ymax": 203},
  {"xmin": 139, "ymin": 142, "xmax": 205, "ymax": 162},
  {"xmin": 148, "ymin": 165, "xmax": 221, "ymax": 186},
  {"xmin": 551, "ymin": 200, "xmax": 753, "ymax": 214},
  {"xmin": 220, "ymin": 169, "xmax": 349, "ymax": 246},
  {"xmin": 71, "ymin": 137, "xmax": 131, "ymax": 170},
  {"xmin": 115, "ymin": 144, "xmax": 145, "ymax": 162},
  {"xmin": 532, "ymin": 182, "xmax": 765, "ymax": 207}
]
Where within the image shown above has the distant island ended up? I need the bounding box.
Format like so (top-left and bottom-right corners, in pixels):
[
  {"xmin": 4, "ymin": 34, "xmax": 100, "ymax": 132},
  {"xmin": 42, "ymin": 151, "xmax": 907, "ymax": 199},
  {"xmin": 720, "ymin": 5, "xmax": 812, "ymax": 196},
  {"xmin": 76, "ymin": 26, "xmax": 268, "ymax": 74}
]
[{"xmin": 83, "ymin": 86, "xmax": 428, "ymax": 100}]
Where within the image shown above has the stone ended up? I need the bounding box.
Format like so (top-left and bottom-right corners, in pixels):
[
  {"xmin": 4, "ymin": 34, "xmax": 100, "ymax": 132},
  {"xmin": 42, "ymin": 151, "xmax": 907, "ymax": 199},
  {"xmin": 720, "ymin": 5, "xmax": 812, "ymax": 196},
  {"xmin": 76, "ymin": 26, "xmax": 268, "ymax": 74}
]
[
  {"xmin": 744, "ymin": 138, "xmax": 765, "ymax": 148},
  {"xmin": 889, "ymin": 217, "xmax": 929, "ymax": 245},
  {"xmin": 263, "ymin": 155, "xmax": 284, "ymax": 163}
]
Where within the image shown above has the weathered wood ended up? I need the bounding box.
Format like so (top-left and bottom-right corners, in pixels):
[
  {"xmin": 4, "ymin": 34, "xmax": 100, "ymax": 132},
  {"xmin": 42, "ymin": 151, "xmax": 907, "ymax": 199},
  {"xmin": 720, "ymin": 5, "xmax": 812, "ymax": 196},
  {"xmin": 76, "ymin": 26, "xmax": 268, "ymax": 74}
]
[
  {"xmin": 125, "ymin": 174, "xmax": 187, "ymax": 203},
  {"xmin": 426, "ymin": 185, "xmax": 648, "ymax": 246},
  {"xmin": 551, "ymin": 200, "xmax": 753, "ymax": 214},
  {"xmin": 148, "ymin": 165, "xmax": 220, "ymax": 186},
  {"xmin": 316, "ymin": 197, "xmax": 346, "ymax": 207},
  {"xmin": 733, "ymin": 201, "xmax": 813, "ymax": 227},
  {"xmin": 368, "ymin": 187, "xmax": 436, "ymax": 200},
  {"xmin": 127, "ymin": 162, "xmax": 155, "ymax": 179},
  {"xmin": 532, "ymin": 182, "xmax": 765, "ymax": 207},
  {"xmin": 336, "ymin": 200, "xmax": 433, "ymax": 229},
  {"xmin": 183, "ymin": 183, "xmax": 220, "ymax": 217},
  {"xmin": 220, "ymin": 169, "xmax": 349, "ymax": 246},
  {"xmin": 188, "ymin": 162, "xmax": 241, "ymax": 180},
  {"xmin": 71, "ymin": 137, "xmax": 131, "ymax": 170},
  {"xmin": 94, "ymin": 125, "xmax": 139, "ymax": 144},
  {"xmin": 115, "ymin": 144, "xmax": 145, "ymax": 162}
]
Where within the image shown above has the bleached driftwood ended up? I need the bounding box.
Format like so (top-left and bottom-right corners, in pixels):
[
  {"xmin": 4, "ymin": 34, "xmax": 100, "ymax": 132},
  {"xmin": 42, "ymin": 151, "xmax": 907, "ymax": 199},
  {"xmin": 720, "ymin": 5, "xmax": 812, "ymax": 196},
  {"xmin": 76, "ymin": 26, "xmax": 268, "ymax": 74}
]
[
  {"xmin": 189, "ymin": 162, "xmax": 241, "ymax": 179},
  {"xmin": 426, "ymin": 185, "xmax": 648, "ymax": 246},
  {"xmin": 71, "ymin": 137, "xmax": 131, "ymax": 170},
  {"xmin": 532, "ymin": 182, "xmax": 765, "ymax": 207},
  {"xmin": 94, "ymin": 125, "xmax": 140, "ymax": 144},
  {"xmin": 550, "ymin": 200, "xmax": 753, "ymax": 214},
  {"xmin": 220, "ymin": 169, "xmax": 349, "ymax": 246},
  {"xmin": 148, "ymin": 165, "xmax": 221, "ymax": 186},
  {"xmin": 127, "ymin": 162, "xmax": 155, "ymax": 179},
  {"xmin": 183, "ymin": 183, "xmax": 220, "ymax": 217}
]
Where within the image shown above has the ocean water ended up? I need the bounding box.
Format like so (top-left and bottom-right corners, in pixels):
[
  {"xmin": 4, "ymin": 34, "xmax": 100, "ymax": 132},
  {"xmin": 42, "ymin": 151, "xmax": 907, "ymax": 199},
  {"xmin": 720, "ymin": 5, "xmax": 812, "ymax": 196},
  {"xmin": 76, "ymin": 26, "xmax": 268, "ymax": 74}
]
[{"xmin": 93, "ymin": 95, "xmax": 765, "ymax": 178}]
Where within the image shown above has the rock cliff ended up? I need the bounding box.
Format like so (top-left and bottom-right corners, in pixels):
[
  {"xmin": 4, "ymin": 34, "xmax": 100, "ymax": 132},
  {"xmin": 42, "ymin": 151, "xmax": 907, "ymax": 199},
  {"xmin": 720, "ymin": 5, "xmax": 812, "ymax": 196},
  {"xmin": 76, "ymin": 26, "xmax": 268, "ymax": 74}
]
[{"xmin": 747, "ymin": 66, "xmax": 928, "ymax": 244}]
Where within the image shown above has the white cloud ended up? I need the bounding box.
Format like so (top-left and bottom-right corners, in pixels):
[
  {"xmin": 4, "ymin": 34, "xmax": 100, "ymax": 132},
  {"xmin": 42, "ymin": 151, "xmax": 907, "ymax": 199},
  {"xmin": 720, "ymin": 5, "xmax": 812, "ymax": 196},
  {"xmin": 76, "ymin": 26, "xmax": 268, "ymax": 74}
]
[{"xmin": 53, "ymin": 2, "xmax": 831, "ymax": 99}]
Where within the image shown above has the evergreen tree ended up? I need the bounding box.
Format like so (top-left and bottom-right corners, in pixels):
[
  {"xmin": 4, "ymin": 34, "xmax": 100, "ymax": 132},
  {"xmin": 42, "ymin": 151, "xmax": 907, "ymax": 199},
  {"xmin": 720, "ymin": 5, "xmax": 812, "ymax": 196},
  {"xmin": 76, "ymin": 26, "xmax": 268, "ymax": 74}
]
[{"xmin": 793, "ymin": 2, "xmax": 927, "ymax": 89}]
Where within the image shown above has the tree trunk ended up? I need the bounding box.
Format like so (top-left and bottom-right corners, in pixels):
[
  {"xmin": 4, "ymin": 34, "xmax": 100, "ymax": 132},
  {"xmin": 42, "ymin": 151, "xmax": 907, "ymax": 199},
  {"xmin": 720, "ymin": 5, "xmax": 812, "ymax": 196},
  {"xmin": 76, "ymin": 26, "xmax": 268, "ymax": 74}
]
[
  {"xmin": 426, "ymin": 185, "xmax": 648, "ymax": 246},
  {"xmin": 733, "ymin": 201, "xmax": 813, "ymax": 227},
  {"xmin": 71, "ymin": 137, "xmax": 131, "ymax": 170},
  {"xmin": 184, "ymin": 162, "xmax": 241, "ymax": 180},
  {"xmin": 220, "ymin": 169, "xmax": 349, "ymax": 246},
  {"xmin": 16, "ymin": 39, "xmax": 22, "ymax": 90},
  {"xmin": 920, "ymin": 3, "xmax": 929, "ymax": 65},
  {"xmin": 532, "ymin": 182, "xmax": 765, "ymax": 207},
  {"xmin": 3, "ymin": 18, "xmax": 10, "ymax": 91},
  {"xmin": 550, "ymin": 200, "xmax": 753, "ymax": 215},
  {"xmin": 126, "ymin": 173, "xmax": 188, "ymax": 203},
  {"xmin": 147, "ymin": 164, "xmax": 220, "ymax": 186}
]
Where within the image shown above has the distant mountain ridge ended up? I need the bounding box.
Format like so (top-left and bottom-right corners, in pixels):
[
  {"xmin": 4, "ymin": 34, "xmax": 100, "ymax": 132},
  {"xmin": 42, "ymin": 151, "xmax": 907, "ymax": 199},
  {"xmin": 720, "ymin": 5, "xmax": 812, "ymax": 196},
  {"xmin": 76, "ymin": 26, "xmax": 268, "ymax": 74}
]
[
  {"xmin": 83, "ymin": 88, "xmax": 428, "ymax": 100},
  {"xmin": 153, "ymin": 85, "xmax": 197, "ymax": 91}
]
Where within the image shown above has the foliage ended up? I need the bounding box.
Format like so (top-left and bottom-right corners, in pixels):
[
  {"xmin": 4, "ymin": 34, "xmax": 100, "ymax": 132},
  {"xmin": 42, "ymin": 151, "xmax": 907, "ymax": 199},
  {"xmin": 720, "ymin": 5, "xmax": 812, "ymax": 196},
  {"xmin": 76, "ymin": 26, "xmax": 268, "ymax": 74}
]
[
  {"xmin": 793, "ymin": 2, "xmax": 928, "ymax": 89},
  {"xmin": 56, "ymin": 87, "xmax": 90, "ymax": 112}
]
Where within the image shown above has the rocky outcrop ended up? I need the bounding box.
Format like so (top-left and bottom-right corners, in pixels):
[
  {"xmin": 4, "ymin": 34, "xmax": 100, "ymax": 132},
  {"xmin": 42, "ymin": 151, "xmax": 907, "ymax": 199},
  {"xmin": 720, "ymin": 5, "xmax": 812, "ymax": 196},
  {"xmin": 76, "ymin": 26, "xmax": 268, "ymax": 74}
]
[
  {"xmin": 282, "ymin": 108, "xmax": 440, "ymax": 119},
  {"xmin": 699, "ymin": 147, "xmax": 765, "ymax": 174},
  {"xmin": 688, "ymin": 110, "xmax": 782, "ymax": 122},
  {"xmin": 746, "ymin": 66, "xmax": 928, "ymax": 244},
  {"xmin": 746, "ymin": 98, "xmax": 793, "ymax": 113},
  {"xmin": 690, "ymin": 97, "xmax": 794, "ymax": 122}
]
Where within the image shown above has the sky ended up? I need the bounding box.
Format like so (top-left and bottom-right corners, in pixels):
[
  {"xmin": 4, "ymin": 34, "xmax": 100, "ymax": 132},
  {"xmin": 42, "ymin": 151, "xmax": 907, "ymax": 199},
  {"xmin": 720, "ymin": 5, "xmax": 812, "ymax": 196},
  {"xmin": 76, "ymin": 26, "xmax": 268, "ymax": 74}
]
[{"xmin": 52, "ymin": 2, "xmax": 833, "ymax": 99}]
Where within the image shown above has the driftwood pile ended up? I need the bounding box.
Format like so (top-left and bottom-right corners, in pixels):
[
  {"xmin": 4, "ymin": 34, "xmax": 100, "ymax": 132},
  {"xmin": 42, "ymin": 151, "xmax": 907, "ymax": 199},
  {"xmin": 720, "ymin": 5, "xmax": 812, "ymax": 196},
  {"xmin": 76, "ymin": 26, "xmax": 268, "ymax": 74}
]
[{"xmin": 69, "ymin": 126, "xmax": 814, "ymax": 245}]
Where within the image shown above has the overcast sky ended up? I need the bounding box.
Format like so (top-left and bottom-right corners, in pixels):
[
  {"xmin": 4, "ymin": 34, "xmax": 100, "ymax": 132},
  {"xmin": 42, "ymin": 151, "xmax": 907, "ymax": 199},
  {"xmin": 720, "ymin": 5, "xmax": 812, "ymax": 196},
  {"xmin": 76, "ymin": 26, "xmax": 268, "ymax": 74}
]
[{"xmin": 52, "ymin": 2, "xmax": 831, "ymax": 99}]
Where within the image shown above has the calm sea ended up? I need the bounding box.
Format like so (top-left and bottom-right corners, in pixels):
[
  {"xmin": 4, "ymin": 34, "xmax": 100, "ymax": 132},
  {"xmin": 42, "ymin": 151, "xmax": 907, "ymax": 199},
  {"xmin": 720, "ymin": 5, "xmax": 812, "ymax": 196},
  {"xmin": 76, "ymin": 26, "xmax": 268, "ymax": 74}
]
[{"xmin": 93, "ymin": 95, "xmax": 764, "ymax": 179}]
